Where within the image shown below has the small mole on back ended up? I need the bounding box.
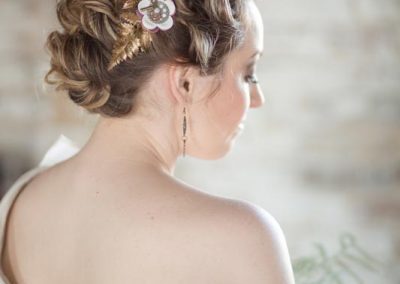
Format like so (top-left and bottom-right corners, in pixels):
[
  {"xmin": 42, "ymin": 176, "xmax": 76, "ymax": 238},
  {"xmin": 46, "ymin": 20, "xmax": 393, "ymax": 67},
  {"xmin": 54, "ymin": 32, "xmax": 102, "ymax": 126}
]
[{"xmin": 146, "ymin": 212, "xmax": 155, "ymax": 220}]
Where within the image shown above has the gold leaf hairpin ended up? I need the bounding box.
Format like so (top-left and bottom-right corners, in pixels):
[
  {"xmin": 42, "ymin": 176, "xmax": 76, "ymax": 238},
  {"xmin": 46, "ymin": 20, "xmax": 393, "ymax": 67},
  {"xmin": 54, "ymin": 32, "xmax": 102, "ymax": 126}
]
[{"xmin": 107, "ymin": 0, "xmax": 176, "ymax": 71}]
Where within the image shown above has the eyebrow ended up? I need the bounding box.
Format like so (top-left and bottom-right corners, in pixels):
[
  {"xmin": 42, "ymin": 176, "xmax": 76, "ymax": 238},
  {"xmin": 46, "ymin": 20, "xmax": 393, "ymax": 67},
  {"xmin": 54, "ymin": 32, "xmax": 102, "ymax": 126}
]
[
  {"xmin": 250, "ymin": 49, "xmax": 264, "ymax": 59},
  {"xmin": 246, "ymin": 50, "xmax": 264, "ymax": 70}
]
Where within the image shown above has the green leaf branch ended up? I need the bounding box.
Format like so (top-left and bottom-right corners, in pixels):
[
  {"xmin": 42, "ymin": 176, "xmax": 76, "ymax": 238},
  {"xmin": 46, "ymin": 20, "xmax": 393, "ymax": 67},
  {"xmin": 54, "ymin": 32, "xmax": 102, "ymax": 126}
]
[{"xmin": 292, "ymin": 232, "xmax": 384, "ymax": 284}]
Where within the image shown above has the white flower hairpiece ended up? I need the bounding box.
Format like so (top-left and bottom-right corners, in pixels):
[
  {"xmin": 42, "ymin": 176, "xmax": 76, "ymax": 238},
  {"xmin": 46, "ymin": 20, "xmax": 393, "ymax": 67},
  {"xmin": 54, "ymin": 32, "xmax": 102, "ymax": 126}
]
[{"xmin": 137, "ymin": 0, "xmax": 176, "ymax": 31}]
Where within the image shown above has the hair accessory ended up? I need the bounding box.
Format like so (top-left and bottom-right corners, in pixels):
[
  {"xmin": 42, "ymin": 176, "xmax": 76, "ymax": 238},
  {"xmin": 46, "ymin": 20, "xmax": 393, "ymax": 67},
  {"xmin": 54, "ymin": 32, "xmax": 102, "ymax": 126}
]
[
  {"xmin": 107, "ymin": 0, "xmax": 176, "ymax": 71},
  {"xmin": 138, "ymin": 0, "xmax": 176, "ymax": 31}
]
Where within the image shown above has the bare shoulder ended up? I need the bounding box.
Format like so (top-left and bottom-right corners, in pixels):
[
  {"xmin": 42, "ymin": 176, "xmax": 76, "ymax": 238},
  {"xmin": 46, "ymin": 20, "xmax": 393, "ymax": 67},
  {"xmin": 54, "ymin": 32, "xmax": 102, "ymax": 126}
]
[{"xmin": 199, "ymin": 197, "xmax": 296, "ymax": 284}]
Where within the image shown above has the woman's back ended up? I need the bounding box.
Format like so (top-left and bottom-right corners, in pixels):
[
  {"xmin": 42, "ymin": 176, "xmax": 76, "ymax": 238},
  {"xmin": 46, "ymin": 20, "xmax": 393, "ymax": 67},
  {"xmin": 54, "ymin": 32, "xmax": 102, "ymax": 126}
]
[
  {"xmin": 2, "ymin": 154, "xmax": 294, "ymax": 284},
  {"xmin": 2, "ymin": 157, "xmax": 226, "ymax": 283}
]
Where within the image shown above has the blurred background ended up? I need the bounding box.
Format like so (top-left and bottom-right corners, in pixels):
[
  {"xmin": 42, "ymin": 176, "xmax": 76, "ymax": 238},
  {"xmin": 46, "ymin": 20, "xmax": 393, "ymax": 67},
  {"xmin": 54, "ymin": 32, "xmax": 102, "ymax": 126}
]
[{"xmin": 0, "ymin": 0, "xmax": 399, "ymax": 283}]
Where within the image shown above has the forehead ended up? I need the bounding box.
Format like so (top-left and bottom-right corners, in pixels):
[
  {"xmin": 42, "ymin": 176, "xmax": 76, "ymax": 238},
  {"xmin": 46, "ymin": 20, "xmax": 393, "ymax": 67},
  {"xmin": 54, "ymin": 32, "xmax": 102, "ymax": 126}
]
[
  {"xmin": 243, "ymin": 1, "xmax": 264, "ymax": 55},
  {"xmin": 218, "ymin": 1, "xmax": 264, "ymax": 76},
  {"xmin": 227, "ymin": 1, "xmax": 264, "ymax": 62}
]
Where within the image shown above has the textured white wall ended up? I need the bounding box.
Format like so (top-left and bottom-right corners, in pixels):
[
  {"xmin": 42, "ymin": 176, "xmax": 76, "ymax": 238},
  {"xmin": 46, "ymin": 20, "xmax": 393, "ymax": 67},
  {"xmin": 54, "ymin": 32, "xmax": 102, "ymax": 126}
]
[{"xmin": 0, "ymin": 0, "xmax": 399, "ymax": 282}]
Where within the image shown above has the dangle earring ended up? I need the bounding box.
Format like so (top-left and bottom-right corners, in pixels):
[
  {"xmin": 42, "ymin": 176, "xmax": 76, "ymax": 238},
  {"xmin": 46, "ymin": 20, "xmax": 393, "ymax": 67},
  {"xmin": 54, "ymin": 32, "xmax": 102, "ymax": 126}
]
[{"xmin": 182, "ymin": 106, "xmax": 187, "ymax": 157}]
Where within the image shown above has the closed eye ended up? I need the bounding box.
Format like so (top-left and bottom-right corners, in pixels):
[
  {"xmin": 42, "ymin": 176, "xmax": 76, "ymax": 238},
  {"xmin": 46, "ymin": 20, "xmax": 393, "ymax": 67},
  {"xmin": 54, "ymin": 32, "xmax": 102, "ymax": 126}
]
[{"xmin": 245, "ymin": 74, "xmax": 259, "ymax": 84}]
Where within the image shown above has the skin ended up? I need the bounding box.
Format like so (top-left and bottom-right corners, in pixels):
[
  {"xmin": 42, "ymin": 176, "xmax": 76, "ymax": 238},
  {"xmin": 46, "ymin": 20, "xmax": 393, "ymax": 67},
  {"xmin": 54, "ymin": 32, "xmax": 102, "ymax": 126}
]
[{"xmin": 3, "ymin": 1, "xmax": 294, "ymax": 283}]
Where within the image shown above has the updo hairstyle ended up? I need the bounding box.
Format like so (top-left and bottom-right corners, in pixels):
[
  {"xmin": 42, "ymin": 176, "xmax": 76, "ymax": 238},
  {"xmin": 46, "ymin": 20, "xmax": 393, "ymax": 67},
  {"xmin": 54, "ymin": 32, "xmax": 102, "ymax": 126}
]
[{"xmin": 44, "ymin": 0, "xmax": 248, "ymax": 117}]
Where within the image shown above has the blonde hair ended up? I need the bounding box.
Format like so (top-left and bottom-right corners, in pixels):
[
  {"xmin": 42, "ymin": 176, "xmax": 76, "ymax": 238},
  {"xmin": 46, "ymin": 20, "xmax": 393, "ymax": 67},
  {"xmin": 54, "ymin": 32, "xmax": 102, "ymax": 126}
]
[{"xmin": 44, "ymin": 0, "xmax": 249, "ymax": 117}]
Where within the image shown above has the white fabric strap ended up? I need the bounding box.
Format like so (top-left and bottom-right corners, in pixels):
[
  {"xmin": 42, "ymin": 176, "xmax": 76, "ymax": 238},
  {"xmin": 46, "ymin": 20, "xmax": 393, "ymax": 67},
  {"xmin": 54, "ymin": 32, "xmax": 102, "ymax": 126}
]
[{"xmin": 38, "ymin": 134, "xmax": 80, "ymax": 167}]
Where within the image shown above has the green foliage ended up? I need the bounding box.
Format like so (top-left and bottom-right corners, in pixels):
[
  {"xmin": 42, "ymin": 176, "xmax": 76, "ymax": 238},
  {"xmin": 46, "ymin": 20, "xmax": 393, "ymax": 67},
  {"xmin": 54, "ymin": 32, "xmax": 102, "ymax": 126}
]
[{"xmin": 292, "ymin": 232, "xmax": 383, "ymax": 284}]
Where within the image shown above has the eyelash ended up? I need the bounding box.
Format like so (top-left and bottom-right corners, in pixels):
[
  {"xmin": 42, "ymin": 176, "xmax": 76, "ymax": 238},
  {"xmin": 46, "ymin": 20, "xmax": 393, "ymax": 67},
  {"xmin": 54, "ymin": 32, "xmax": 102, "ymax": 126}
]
[{"xmin": 244, "ymin": 73, "xmax": 259, "ymax": 84}]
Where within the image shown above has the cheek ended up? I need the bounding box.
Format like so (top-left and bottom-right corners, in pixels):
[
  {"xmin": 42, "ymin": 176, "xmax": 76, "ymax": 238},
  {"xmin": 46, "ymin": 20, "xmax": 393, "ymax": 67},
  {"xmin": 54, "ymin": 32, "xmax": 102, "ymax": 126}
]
[{"xmin": 209, "ymin": 78, "xmax": 249, "ymax": 133}]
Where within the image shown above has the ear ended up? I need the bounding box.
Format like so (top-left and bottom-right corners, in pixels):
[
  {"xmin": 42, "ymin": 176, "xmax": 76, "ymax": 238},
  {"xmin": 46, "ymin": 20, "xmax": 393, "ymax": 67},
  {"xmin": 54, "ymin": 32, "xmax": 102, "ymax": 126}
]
[{"xmin": 168, "ymin": 64, "xmax": 195, "ymax": 105}]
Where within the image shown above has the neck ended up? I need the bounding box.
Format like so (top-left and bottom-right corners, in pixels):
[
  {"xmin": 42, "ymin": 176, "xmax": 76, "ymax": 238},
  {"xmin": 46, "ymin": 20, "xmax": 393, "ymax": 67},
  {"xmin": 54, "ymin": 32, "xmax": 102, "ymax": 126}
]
[{"xmin": 75, "ymin": 115, "xmax": 180, "ymax": 176}]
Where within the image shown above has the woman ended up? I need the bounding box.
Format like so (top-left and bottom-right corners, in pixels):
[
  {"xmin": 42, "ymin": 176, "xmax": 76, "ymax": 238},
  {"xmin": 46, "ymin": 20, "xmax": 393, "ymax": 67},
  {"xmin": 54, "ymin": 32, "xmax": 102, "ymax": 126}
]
[{"xmin": 0, "ymin": 0, "xmax": 295, "ymax": 282}]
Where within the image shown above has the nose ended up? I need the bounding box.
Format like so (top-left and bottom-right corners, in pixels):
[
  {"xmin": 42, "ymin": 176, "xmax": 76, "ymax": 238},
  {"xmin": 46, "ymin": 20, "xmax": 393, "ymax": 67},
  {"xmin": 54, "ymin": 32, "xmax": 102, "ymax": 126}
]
[{"xmin": 249, "ymin": 85, "xmax": 265, "ymax": 108}]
